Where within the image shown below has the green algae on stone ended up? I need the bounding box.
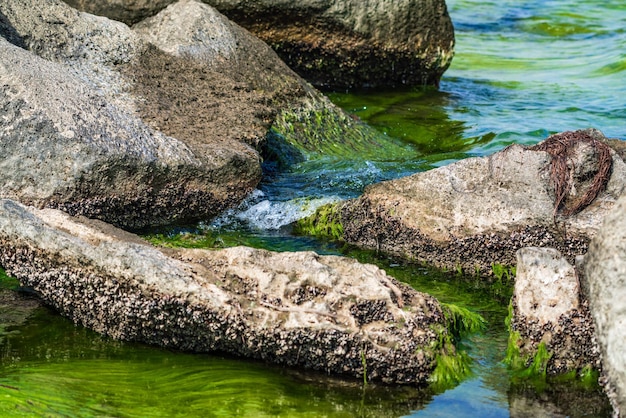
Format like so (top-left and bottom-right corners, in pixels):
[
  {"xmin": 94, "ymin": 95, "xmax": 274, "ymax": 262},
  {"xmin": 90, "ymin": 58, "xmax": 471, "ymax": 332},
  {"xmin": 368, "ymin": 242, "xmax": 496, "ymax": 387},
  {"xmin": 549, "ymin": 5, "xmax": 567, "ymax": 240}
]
[
  {"xmin": 503, "ymin": 303, "xmax": 600, "ymax": 387},
  {"xmin": 294, "ymin": 203, "xmax": 344, "ymax": 241},
  {"xmin": 269, "ymin": 104, "xmax": 412, "ymax": 167}
]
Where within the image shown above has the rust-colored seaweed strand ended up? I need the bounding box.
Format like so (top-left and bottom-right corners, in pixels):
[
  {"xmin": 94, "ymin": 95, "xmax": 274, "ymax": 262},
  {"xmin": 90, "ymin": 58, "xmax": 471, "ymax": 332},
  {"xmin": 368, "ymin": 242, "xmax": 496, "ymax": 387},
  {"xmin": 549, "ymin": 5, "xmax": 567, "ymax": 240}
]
[
  {"xmin": 530, "ymin": 131, "xmax": 613, "ymax": 217},
  {"xmin": 564, "ymin": 137, "xmax": 612, "ymax": 216},
  {"xmin": 531, "ymin": 133, "xmax": 571, "ymax": 217}
]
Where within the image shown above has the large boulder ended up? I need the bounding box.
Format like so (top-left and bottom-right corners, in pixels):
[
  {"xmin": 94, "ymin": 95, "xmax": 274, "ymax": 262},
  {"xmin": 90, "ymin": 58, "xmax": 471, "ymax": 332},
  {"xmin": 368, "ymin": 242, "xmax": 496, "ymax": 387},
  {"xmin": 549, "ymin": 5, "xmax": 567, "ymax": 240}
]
[
  {"xmin": 0, "ymin": 36, "xmax": 260, "ymax": 230},
  {"xmin": 0, "ymin": 198, "xmax": 454, "ymax": 384},
  {"xmin": 0, "ymin": 0, "xmax": 371, "ymax": 229},
  {"xmin": 62, "ymin": 0, "xmax": 455, "ymax": 89},
  {"xmin": 581, "ymin": 192, "xmax": 626, "ymax": 416},
  {"xmin": 507, "ymin": 248, "xmax": 600, "ymax": 377},
  {"xmin": 302, "ymin": 130, "xmax": 626, "ymax": 274}
]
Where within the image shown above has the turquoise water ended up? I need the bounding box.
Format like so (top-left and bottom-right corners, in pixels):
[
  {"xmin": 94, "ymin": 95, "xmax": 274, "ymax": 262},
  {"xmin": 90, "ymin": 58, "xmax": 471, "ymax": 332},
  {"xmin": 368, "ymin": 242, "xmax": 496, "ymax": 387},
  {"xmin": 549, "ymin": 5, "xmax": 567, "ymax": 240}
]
[{"xmin": 2, "ymin": 0, "xmax": 625, "ymax": 416}]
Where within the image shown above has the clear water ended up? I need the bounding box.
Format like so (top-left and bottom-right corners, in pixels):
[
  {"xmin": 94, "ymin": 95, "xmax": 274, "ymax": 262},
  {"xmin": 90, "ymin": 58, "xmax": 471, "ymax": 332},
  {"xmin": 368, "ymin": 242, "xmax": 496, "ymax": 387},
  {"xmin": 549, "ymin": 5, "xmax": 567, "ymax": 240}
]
[{"xmin": 2, "ymin": 0, "xmax": 625, "ymax": 416}]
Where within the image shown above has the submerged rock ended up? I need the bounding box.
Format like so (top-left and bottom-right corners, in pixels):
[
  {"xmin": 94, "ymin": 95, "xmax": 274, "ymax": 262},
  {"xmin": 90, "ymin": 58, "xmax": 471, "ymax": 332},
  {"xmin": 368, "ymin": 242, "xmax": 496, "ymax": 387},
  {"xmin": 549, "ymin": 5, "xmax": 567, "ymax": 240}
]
[
  {"xmin": 62, "ymin": 0, "xmax": 455, "ymax": 89},
  {"xmin": 581, "ymin": 192, "xmax": 626, "ymax": 416},
  {"xmin": 305, "ymin": 130, "xmax": 626, "ymax": 274},
  {"xmin": 0, "ymin": 198, "xmax": 453, "ymax": 385},
  {"xmin": 507, "ymin": 247, "xmax": 600, "ymax": 377}
]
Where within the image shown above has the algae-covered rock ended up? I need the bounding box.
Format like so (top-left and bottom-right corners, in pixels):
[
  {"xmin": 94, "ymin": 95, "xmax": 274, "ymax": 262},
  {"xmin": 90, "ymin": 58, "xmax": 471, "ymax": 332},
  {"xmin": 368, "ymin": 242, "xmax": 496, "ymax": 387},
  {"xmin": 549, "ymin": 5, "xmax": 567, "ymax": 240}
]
[
  {"xmin": 130, "ymin": 0, "xmax": 386, "ymax": 166},
  {"xmin": 581, "ymin": 192, "xmax": 626, "ymax": 416},
  {"xmin": 0, "ymin": 198, "xmax": 457, "ymax": 385},
  {"xmin": 506, "ymin": 247, "xmax": 601, "ymax": 377},
  {"xmin": 307, "ymin": 130, "xmax": 626, "ymax": 274}
]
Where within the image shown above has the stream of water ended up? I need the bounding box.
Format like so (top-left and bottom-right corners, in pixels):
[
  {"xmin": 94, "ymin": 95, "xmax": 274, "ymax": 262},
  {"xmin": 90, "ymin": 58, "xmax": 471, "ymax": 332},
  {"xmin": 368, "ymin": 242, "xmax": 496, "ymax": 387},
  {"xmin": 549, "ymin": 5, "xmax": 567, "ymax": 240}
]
[{"xmin": 1, "ymin": 0, "xmax": 625, "ymax": 416}]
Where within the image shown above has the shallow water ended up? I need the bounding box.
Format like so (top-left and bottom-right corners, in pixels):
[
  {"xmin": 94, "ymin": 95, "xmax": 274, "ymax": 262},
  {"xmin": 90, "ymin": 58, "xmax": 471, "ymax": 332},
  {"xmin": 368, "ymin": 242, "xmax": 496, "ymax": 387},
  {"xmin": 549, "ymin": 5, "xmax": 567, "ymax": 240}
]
[{"xmin": 2, "ymin": 0, "xmax": 625, "ymax": 416}]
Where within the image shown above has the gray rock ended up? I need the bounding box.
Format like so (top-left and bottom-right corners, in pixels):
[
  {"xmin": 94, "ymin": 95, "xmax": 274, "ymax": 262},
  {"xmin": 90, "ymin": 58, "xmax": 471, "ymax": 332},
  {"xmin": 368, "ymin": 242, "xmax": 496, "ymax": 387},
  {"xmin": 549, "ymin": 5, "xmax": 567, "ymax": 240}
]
[
  {"xmin": 0, "ymin": 198, "xmax": 450, "ymax": 384},
  {"xmin": 508, "ymin": 247, "xmax": 600, "ymax": 375},
  {"xmin": 206, "ymin": 0, "xmax": 456, "ymax": 89},
  {"xmin": 1, "ymin": 0, "xmax": 370, "ymax": 229},
  {"xmin": 0, "ymin": 34, "xmax": 260, "ymax": 230},
  {"xmin": 62, "ymin": 0, "xmax": 174, "ymax": 25},
  {"xmin": 62, "ymin": 0, "xmax": 455, "ymax": 89},
  {"xmin": 582, "ymin": 192, "xmax": 626, "ymax": 416},
  {"xmin": 330, "ymin": 129, "xmax": 626, "ymax": 273}
]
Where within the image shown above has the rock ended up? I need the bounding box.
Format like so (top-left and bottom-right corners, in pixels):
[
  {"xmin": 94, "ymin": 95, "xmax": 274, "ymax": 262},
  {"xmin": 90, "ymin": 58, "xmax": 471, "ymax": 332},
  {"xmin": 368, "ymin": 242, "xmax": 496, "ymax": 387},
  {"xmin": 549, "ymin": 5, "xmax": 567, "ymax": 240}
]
[
  {"xmin": 581, "ymin": 192, "xmax": 626, "ymax": 416},
  {"xmin": 1, "ymin": 0, "xmax": 370, "ymax": 229},
  {"xmin": 129, "ymin": 0, "xmax": 381, "ymax": 166},
  {"xmin": 0, "ymin": 198, "xmax": 452, "ymax": 384},
  {"xmin": 312, "ymin": 129, "xmax": 626, "ymax": 274},
  {"xmin": 62, "ymin": 0, "xmax": 174, "ymax": 25},
  {"xmin": 0, "ymin": 35, "xmax": 260, "ymax": 230},
  {"xmin": 62, "ymin": 0, "xmax": 455, "ymax": 89},
  {"xmin": 507, "ymin": 247, "xmax": 601, "ymax": 376}
]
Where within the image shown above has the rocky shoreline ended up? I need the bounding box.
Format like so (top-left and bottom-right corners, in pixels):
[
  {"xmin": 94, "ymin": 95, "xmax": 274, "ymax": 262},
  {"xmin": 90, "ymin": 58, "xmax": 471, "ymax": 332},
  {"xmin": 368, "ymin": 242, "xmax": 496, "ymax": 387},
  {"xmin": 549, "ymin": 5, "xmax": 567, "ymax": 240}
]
[{"xmin": 0, "ymin": 0, "xmax": 625, "ymax": 414}]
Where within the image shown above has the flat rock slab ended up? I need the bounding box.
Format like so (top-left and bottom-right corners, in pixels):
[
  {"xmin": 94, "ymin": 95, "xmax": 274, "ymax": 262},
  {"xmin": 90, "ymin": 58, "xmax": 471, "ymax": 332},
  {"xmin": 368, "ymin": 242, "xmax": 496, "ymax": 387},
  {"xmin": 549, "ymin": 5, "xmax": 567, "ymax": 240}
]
[
  {"xmin": 0, "ymin": 199, "xmax": 448, "ymax": 384},
  {"xmin": 332, "ymin": 130, "xmax": 626, "ymax": 273}
]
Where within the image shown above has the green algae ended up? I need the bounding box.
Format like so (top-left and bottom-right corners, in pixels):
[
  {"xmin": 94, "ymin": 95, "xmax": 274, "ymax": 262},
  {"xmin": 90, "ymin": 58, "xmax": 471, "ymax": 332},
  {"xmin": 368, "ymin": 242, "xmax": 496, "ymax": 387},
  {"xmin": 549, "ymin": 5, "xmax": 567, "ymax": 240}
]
[
  {"xmin": 0, "ymin": 267, "xmax": 20, "ymax": 291},
  {"xmin": 269, "ymin": 105, "xmax": 413, "ymax": 167},
  {"xmin": 441, "ymin": 303, "xmax": 487, "ymax": 338},
  {"xmin": 293, "ymin": 203, "xmax": 344, "ymax": 241},
  {"xmin": 428, "ymin": 303, "xmax": 486, "ymax": 392},
  {"xmin": 0, "ymin": 306, "xmax": 436, "ymax": 418}
]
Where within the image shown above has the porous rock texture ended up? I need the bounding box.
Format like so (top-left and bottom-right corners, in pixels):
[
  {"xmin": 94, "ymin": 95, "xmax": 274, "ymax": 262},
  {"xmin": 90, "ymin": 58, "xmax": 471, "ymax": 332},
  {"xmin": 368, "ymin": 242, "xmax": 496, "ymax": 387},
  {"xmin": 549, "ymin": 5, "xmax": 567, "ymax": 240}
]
[
  {"xmin": 329, "ymin": 129, "xmax": 626, "ymax": 274},
  {"xmin": 509, "ymin": 247, "xmax": 600, "ymax": 375},
  {"xmin": 62, "ymin": 0, "xmax": 174, "ymax": 25},
  {"xmin": 0, "ymin": 0, "xmax": 368, "ymax": 229},
  {"xmin": 62, "ymin": 0, "xmax": 455, "ymax": 89},
  {"xmin": 0, "ymin": 198, "xmax": 450, "ymax": 384},
  {"xmin": 581, "ymin": 192, "xmax": 626, "ymax": 416}
]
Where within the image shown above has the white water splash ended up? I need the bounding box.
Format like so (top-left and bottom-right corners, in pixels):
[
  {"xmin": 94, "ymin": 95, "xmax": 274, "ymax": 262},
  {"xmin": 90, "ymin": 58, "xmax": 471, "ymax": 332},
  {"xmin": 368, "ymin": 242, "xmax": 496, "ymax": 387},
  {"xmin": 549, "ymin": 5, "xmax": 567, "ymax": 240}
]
[{"xmin": 210, "ymin": 190, "xmax": 343, "ymax": 231}]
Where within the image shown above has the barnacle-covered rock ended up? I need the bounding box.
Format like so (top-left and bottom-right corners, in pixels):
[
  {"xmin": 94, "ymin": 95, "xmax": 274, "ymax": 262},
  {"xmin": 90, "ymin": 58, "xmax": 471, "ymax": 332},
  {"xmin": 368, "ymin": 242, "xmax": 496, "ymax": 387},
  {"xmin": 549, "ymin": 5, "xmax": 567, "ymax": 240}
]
[
  {"xmin": 0, "ymin": 199, "xmax": 452, "ymax": 384},
  {"xmin": 304, "ymin": 129, "xmax": 626, "ymax": 274}
]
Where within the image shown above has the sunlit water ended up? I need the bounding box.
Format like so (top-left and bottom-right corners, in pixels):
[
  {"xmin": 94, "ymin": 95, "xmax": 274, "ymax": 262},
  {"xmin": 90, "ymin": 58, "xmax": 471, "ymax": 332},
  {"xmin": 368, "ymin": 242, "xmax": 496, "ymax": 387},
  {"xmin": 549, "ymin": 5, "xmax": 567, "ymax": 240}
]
[{"xmin": 2, "ymin": 0, "xmax": 625, "ymax": 416}]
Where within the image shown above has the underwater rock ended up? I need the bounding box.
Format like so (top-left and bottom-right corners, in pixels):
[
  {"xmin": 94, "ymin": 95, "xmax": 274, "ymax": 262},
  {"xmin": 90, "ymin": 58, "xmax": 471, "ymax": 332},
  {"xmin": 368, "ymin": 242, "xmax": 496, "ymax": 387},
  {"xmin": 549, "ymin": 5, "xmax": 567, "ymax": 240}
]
[
  {"xmin": 507, "ymin": 247, "xmax": 601, "ymax": 377},
  {"xmin": 62, "ymin": 0, "xmax": 455, "ymax": 89},
  {"xmin": 316, "ymin": 129, "xmax": 626, "ymax": 274},
  {"xmin": 581, "ymin": 192, "xmax": 626, "ymax": 416},
  {"xmin": 0, "ymin": 199, "xmax": 452, "ymax": 385}
]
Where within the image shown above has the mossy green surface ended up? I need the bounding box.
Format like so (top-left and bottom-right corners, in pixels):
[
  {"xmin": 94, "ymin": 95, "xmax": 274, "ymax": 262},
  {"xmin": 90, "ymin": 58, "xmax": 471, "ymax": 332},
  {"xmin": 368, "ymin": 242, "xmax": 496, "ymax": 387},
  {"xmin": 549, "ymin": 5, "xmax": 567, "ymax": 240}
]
[
  {"xmin": 503, "ymin": 302, "xmax": 600, "ymax": 389},
  {"xmin": 428, "ymin": 324, "xmax": 474, "ymax": 392},
  {"xmin": 0, "ymin": 267, "xmax": 20, "ymax": 291},
  {"xmin": 294, "ymin": 203, "xmax": 344, "ymax": 241}
]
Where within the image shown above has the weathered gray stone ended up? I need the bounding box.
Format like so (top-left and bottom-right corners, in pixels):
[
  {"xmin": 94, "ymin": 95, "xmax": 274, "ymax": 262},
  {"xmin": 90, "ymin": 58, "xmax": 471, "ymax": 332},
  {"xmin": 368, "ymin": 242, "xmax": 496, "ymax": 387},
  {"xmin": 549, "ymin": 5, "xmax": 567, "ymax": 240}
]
[
  {"xmin": 62, "ymin": 0, "xmax": 455, "ymax": 89},
  {"xmin": 0, "ymin": 198, "xmax": 451, "ymax": 384},
  {"xmin": 0, "ymin": 0, "xmax": 369, "ymax": 229},
  {"xmin": 582, "ymin": 192, "xmax": 626, "ymax": 416},
  {"xmin": 324, "ymin": 129, "xmax": 626, "ymax": 274},
  {"xmin": 508, "ymin": 247, "xmax": 600, "ymax": 375},
  {"xmin": 62, "ymin": 0, "xmax": 174, "ymax": 25},
  {"xmin": 0, "ymin": 34, "xmax": 260, "ymax": 230}
]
